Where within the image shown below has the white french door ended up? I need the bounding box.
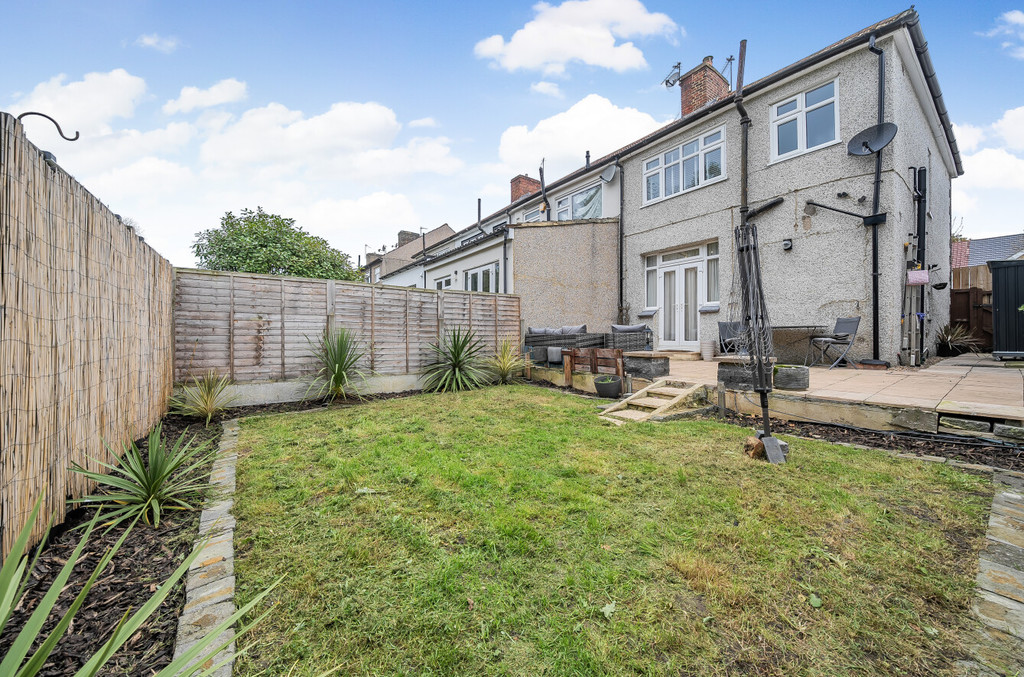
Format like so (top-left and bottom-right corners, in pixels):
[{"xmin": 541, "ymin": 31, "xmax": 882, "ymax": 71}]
[{"xmin": 659, "ymin": 263, "xmax": 701, "ymax": 350}]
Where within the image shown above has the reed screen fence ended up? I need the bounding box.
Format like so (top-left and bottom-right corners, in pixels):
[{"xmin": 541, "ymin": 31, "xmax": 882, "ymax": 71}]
[
  {"xmin": 0, "ymin": 113, "xmax": 175, "ymax": 558},
  {"xmin": 174, "ymin": 269, "xmax": 522, "ymax": 383}
]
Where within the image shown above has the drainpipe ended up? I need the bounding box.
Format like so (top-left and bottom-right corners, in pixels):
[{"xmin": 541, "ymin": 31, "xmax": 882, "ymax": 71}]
[
  {"xmin": 616, "ymin": 157, "xmax": 625, "ymax": 322},
  {"xmin": 915, "ymin": 166, "xmax": 927, "ymax": 358},
  {"xmin": 867, "ymin": 33, "xmax": 885, "ymax": 362},
  {"xmin": 503, "ymin": 208, "xmax": 512, "ymax": 293}
]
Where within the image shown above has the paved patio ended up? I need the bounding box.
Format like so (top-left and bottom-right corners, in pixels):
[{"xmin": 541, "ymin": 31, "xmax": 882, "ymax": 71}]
[{"xmin": 668, "ymin": 353, "xmax": 1024, "ymax": 424}]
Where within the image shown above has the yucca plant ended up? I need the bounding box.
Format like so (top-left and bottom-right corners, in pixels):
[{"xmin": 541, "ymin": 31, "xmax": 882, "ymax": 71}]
[
  {"xmin": 1, "ymin": 498, "xmax": 281, "ymax": 676},
  {"xmin": 421, "ymin": 326, "xmax": 490, "ymax": 392},
  {"xmin": 935, "ymin": 322, "xmax": 982, "ymax": 356},
  {"xmin": 307, "ymin": 325, "xmax": 367, "ymax": 401},
  {"xmin": 170, "ymin": 371, "xmax": 236, "ymax": 426},
  {"xmin": 70, "ymin": 424, "xmax": 216, "ymax": 529},
  {"xmin": 490, "ymin": 337, "xmax": 526, "ymax": 385}
]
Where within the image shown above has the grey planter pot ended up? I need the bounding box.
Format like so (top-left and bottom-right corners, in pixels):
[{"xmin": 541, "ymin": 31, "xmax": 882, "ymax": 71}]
[{"xmin": 594, "ymin": 375, "xmax": 622, "ymax": 398}]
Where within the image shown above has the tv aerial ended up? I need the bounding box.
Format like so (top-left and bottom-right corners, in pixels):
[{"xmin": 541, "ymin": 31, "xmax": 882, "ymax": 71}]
[{"xmin": 847, "ymin": 122, "xmax": 898, "ymax": 156}]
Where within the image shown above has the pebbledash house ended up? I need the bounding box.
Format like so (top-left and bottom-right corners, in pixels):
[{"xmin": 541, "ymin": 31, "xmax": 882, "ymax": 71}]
[{"xmin": 382, "ymin": 8, "xmax": 961, "ymax": 366}]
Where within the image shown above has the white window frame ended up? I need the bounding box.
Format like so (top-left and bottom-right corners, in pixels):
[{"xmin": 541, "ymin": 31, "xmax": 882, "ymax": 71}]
[
  {"xmin": 463, "ymin": 261, "xmax": 500, "ymax": 293},
  {"xmin": 523, "ymin": 207, "xmax": 542, "ymax": 222},
  {"xmin": 642, "ymin": 125, "xmax": 726, "ymax": 206},
  {"xmin": 434, "ymin": 275, "xmax": 452, "ymax": 290},
  {"xmin": 770, "ymin": 78, "xmax": 840, "ymax": 162}
]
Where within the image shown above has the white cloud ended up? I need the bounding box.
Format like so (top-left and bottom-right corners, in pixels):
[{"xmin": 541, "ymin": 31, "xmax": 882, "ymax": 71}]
[
  {"xmin": 952, "ymin": 122, "xmax": 985, "ymax": 153},
  {"xmin": 953, "ymin": 147, "xmax": 1024, "ymax": 237},
  {"xmin": 531, "ymin": 81, "xmax": 563, "ymax": 97},
  {"xmin": 496, "ymin": 93, "xmax": 664, "ymax": 179},
  {"xmin": 134, "ymin": 33, "xmax": 180, "ymax": 54},
  {"xmin": 980, "ymin": 10, "xmax": 1024, "ymax": 58},
  {"xmin": 7, "ymin": 69, "xmax": 146, "ymax": 138},
  {"xmin": 474, "ymin": 0, "xmax": 678, "ymax": 76},
  {"xmin": 164, "ymin": 79, "xmax": 248, "ymax": 114},
  {"xmin": 200, "ymin": 101, "xmax": 462, "ymax": 181},
  {"xmin": 409, "ymin": 117, "xmax": 438, "ymax": 128},
  {"xmin": 992, "ymin": 106, "xmax": 1024, "ymax": 150}
]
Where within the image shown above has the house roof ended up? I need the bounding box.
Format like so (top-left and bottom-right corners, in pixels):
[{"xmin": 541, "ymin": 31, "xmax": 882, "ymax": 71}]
[
  {"xmin": 966, "ymin": 233, "xmax": 1024, "ymax": 267},
  {"xmin": 365, "ymin": 223, "xmax": 454, "ymax": 275},
  {"xmin": 383, "ymin": 7, "xmax": 960, "ymax": 281},
  {"xmin": 951, "ymin": 240, "xmax": 969, "ymax": 268}
]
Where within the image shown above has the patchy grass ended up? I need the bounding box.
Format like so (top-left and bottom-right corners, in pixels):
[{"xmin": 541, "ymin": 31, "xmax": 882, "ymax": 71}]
[{"xmin": 232, "ymin": 386, "xmax": 990, "ymax": 676}]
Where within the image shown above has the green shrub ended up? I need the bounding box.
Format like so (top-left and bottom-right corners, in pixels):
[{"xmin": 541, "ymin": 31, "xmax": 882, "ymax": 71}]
[
  {"xmin": 170, "ymin": 371, "xmax": 236, "ymax": 426},
  {"xmin": 307, "ymin": 326, "xmax": 367, "ymax": 401},
  {"xmin": 421, "ymin": 327, "xmax": 490, "ymax": 393},
  {"xmin": 935, "ymin": 323, "xmax": 982, "ymax": 355},
  {"xmin": 490, "ymin": 337, "xmax": 526, "ymax": 385},
  {"xmin": 71, "ymin": 424, "xmax": 216, "ymax": 529},
  {"xmin": 0, "ymin": 498, "xmax": 280, "ymax": 676}
]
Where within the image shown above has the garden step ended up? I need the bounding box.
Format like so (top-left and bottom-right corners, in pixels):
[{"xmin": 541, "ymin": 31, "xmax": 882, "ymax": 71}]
[
  {"xmin": 648, "ymin": 387, "xmax": 690, "ymax": 397},
  {"xmin": 629, "ymin": 397, "xmax": 673, "ymax": 409},
  {"xmin": 605, "ymin": 409, "xmax": 650, "ymax": 421}
]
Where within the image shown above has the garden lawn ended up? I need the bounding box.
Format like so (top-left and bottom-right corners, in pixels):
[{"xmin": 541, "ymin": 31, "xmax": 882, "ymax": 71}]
[{"xmin": 232, "ymin": 386, "xmax": 991, "ymax": 676}]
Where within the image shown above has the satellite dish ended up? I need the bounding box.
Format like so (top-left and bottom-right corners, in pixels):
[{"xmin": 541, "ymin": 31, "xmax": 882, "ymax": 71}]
[
  {"xmin": 600, "ymin": 165, "xmax": 618, "ymax": 183},
  {"xmin": 847, "ymin": 122, "xmax": 898, "ymax": 156}
]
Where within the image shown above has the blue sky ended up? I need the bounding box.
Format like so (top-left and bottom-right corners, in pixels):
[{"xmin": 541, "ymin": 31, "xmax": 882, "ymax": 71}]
[{"xmin": 3, "ymin": 0, "xmax": 1022, "ymax": 266}]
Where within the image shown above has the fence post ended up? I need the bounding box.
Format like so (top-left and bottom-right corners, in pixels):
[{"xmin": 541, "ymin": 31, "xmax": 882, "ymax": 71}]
[
  {"xmin": 493, "ymin": 295, "xmax": 499, "ymax": 351},
  {"xmin": 228, "ymin": 274, "xmax": 235, "ymax": 381},
  {"xmin": 280, "ymin": 278, "xmax": 286, "ymax": 379},
  {"xmin": 405, "ymin": 288, "xmax": 410, "ymax": 374},
  {"xmin": 370, "ymin": 285, "xmax": 376, "ymax": 372}
]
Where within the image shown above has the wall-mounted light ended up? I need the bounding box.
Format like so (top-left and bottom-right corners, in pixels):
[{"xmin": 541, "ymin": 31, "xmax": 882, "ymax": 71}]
[{"xmin": 782, "ymin": 239, "xmax": 793, "ymax": 251}]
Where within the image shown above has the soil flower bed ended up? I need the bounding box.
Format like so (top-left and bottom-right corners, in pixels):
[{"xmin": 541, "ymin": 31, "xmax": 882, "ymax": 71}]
[{"xmin": 231, "ymin": 385, "xmax": 992, "ymax": 676}]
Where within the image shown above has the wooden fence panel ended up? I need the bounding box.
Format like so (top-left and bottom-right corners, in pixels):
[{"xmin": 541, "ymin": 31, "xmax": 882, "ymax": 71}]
[
  {"xmin": 173, "ymin": 271, "xmax": 521, "ymax": 383},
  {"xmin": 0, "ymin": 113, "xmax": 174, "ymax": 558}
]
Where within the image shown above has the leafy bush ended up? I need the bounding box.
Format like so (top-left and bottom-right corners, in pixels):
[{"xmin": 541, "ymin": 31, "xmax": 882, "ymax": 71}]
[
  {"xmin": 170, "ymin": 371, "xmax": 236, "ymax": 426},
  {"xmin": 307, "ymin": 326, "xmax": 367, "ymax": 401},
  {"xmin": 1, "ymin": 498, "xmax": 279, "ymax": 676},
  {"xmin": 71, "ymin": 424, "xmax": 216, "ymax": 529},
  {"xmin": 421, "ymin": 327, "xmax": 490, "ymax": 393},
  {"xmin": 490, "ymin": 337, "xmax": 526, "ymax": 385}
]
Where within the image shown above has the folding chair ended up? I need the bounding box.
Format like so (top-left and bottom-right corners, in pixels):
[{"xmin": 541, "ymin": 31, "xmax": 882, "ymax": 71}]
[
  {"xmin": 807, "ymin": 317, "xmax": 860, "ymax": 369},
  {"xmin": 718, "ymin": 321, "xmax": 744, "ymax": 355}
]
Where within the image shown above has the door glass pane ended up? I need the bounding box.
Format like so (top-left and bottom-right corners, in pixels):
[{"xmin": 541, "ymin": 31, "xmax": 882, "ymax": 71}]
[
  {"xmin": 806, "ymin": 102, "xmax": 835, "ymax": 148},
  {"xmin": 706, "ymin": 257, "xmax": 719, "ymax": 302},
  {"xmin": 683, "ymin": 156, "xmax": 699, "ymax": 190},
  {"xmin": 777, "ymin": 119, "xmax": 798, "ymax": 155},
  {"xmin": 664, "ymin": 163, "xmax": 680, "ymax": 195},
  {"xmin": 646, "ymin": 269, "xmax": 657, "ymax": 307},
  {"xmin": 684, "ymin": 267, "xmax": 698, "ymax": 342},
  {"xmin": 704, "ymin": 147, "xmax": 722, "ymax": 179},
  {"xmin": 663, "ymin": 271, "xmax": 676, "ymax": 342},
  {"xmin": 482, "ymin": 268, "xmax": 491, "ymax": 292}
]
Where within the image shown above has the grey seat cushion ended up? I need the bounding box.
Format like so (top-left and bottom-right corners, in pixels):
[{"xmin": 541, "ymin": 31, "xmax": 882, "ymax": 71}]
[
  {"xmin": 561, "ymin": 324, "xmax": 586, "ymax": 335},
  {"xmin": 611, "ymin": 323, "xmax": 647, "ymax": 333}
]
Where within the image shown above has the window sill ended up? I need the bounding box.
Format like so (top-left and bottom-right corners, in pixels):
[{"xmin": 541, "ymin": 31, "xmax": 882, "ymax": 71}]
[
  {"xmin": 640, "ymin": 174, "xmax": 728, "ymax": 209},
  {"xmin": 767, "ymin": 139, "xmax": 843, "ymax": 167},
  {"xmin": 698, "ymin": 304, "xmax": 720, "ymax": 313}
]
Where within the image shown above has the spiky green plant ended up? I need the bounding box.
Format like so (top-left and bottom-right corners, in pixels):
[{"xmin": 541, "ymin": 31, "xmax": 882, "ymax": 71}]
[
  {"xmin": 70, "ymin": 424, "xmax": 216, "ymax": 529},
  {"xmin": 421, "ymin": 327, "xmax": 490, "ymax": 393},
  {"xmin": 307, "ymin": 326, "xmax": 367, "ymax": 401},
  {"xmin": 0, "ymin": 498, "xmax": 282, "ymax": 676},
  {"xmin": 170, "ymin": 371, "xmax": 236, "ymax": 426},
  {"xmin": 490, "ymin": 337, "xmax": 526, "ymax": 385},
  {"xmin": 935, "ymin": 322, "xmax": 982, "ymax": 355}
]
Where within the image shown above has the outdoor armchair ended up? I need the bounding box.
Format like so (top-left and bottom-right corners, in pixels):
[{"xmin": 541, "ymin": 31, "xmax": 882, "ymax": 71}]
[{"xmin": 806, "ymin": 317, "xmax": 861, "ymax": 369}]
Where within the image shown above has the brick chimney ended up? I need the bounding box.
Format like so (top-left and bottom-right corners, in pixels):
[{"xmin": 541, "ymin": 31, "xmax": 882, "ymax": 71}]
[
  {"xmin": 396, "ymin": 230, "xmax": 418, "ymax": 247},
  {"xmin": 679, "ymin": 56, "xmax": 730, "ymax": 117},
  {"xmin": 510, "ymin": 174, "xmax": 542, "ymax": 203}
]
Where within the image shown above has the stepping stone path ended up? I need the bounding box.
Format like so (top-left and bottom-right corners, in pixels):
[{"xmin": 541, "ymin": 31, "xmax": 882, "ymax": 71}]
[
  {"xmin": 173, "ymin": 419, "xmax": 240, "ymax": 677},
  {"xmin": 960, "ymin": 470, "xmax": 1024, "ymax": 676}
]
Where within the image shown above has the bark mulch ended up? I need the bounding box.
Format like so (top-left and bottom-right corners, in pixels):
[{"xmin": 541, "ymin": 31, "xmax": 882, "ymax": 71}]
[
  {"xmin": 724, "ymin": 412, "xmax": 1024, "ymax": 472},
  {"xmin": 0, "ymin": 416, "xmax": 221, "ymax": 676}
]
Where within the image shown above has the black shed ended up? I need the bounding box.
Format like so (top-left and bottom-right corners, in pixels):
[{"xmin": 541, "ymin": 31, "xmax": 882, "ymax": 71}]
[{"xmin": 990, "ymin": 260, "xmax": 1024, "ymax": 359}]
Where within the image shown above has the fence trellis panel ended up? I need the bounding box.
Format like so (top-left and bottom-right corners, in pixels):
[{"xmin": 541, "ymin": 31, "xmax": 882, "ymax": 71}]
[
  {"xmin": 0, "ymin": 113, "xmax": 174, "ymax": 558},
  {"xmin": 173, "ymin": 270, "xmax": 521, "ymax": 383}
]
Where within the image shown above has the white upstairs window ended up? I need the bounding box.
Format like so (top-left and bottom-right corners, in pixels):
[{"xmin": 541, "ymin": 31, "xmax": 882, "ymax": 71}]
[
  {"xmin": 642, "ymin": 125, "xmax": 726, "ymax": 205},
  {"xmin": 771, "ymin": 80, "xmax": 838, "ymax": 161}
]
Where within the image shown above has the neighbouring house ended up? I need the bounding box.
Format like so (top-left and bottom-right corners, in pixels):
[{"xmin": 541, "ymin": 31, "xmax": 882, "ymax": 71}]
[
  {"xmin": 384, "ymin": 8, "xmax": 961, "ymax": 366},
  {"xmin": 952, "ymin": 233, "xmax": 1024, "ymax": 289},
  {"xmin": 361, "ymin": 224, "xmax": 454, "ymax": 283}
]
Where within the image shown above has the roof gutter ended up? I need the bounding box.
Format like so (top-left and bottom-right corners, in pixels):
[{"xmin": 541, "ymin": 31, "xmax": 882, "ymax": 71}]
[{"xmin": 904, "ymin": 12, "xmax": 962, "ymax": 175}]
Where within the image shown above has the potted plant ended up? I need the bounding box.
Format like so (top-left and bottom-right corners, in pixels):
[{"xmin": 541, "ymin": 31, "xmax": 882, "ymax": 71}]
[
  {"xmin": 594, "ymin": 374, "xmax": 622, "ymax": 398},
  {"xmin": 935, "ymin": 323, "xmax": 982, "ymax": 357}
]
